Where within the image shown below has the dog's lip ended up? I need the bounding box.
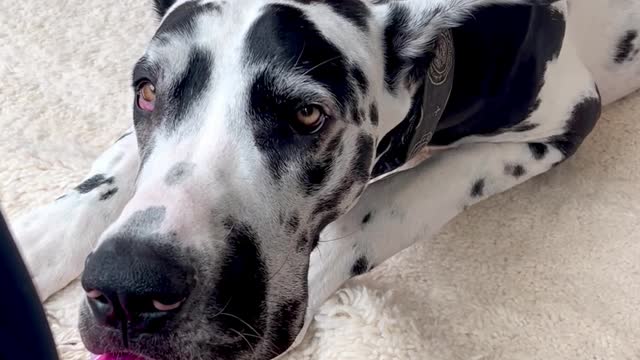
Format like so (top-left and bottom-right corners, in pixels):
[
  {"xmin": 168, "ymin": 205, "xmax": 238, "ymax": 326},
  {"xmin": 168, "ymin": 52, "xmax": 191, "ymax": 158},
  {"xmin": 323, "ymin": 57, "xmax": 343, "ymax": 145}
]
[{"xmin": 90, "ymin": 352, "xmax": 152, "ymax": 360}]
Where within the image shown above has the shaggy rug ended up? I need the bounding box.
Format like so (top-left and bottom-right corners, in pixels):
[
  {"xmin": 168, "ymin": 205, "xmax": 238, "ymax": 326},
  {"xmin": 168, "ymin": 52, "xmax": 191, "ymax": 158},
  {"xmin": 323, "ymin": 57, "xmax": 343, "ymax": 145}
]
[{"xmin": 1, "ymin": 0, "xmax": 639, "ymax": 359}]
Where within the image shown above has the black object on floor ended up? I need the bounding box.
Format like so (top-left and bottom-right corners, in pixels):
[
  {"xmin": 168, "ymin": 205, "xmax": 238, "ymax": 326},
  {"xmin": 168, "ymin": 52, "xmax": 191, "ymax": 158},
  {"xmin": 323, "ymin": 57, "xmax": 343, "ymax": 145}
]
[{"xmin": 0, "ymin": 210, "xmax": 59, "ymax": 360}]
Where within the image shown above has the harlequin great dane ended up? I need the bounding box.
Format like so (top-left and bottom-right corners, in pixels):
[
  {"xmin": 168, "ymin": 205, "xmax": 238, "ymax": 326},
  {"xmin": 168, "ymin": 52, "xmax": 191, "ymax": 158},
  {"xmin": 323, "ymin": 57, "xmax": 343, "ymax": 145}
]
[{"xmin": 11, "ymin": 0, "xmax": 640, "ymax": 359}]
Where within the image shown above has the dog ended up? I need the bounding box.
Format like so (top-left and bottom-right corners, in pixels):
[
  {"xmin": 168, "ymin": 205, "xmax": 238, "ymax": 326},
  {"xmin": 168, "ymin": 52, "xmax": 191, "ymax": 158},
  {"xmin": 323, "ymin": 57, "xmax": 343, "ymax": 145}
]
[{"xmin": 12, "ymin": 0, "xmax": 640, "ymax": 359}]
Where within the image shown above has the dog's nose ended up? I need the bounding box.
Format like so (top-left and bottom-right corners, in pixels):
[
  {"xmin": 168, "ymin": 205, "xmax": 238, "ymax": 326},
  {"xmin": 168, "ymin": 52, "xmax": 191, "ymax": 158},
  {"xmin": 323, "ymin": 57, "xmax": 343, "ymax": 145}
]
[{"xmin": 81, "ymin": 237, "xmax": 195, "ymax": 333}]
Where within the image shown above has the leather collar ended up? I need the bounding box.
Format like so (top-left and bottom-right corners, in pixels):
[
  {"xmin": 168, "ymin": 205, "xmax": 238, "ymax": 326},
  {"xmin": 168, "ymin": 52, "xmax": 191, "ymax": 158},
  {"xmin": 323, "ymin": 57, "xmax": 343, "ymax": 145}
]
[{"xmin": 370, "ymin": 30, "xmax": 455, "ymax": 183}]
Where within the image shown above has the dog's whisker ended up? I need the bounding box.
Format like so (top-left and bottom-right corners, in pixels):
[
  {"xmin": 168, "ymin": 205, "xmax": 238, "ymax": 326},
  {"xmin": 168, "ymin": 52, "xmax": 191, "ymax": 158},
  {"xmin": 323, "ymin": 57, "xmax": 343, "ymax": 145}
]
[
  {"xmin": 210, "ymin": 297, "xmax": 233, "ymax": 320},
  {"xmin": 293, "ymin": 41, "xmax": 306, "ymax": 69},
  {"xmin": 301, "ymin": 55, "xmax": 342, "ymax": 76},
  {"xmin": 218, "ymin": 312, "xmax": 262, "ymax": 337},
  {"xmin": 229, "ymin": 328, "xmax": 256, "ymax": 355},
  {"xmin": 318, "ymin": 229, "xmax": 360, "ymax": 243},
  {"xmin": 234, "ymin": 329, "xmax": 280, "ymax": 357}
]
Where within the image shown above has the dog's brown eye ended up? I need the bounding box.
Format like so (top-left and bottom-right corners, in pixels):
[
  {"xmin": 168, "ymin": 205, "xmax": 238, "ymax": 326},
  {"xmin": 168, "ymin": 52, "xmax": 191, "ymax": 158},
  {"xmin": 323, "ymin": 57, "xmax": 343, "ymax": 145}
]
[
  {"xmin": 136, "ymin": 81, "xmax": 156, "ymax": 112},
  {"xmin": 293, "ymin": 105, "xmax": 325, "ymax": 134}
]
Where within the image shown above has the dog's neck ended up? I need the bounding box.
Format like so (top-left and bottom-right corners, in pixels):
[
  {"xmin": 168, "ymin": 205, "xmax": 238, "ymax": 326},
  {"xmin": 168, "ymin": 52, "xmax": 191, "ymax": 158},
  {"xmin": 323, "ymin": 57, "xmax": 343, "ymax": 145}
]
[{"xmin": 370, "ymin": 30, "xmax": 455, "ymax": 183}]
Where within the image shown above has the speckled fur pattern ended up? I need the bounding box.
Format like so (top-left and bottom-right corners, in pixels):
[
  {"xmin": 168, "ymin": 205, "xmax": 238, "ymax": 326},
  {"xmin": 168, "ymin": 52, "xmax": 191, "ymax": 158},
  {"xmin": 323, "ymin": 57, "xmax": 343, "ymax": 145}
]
[{"xmin": 8, "ymin": 0, "xmax": 640, "ymax": 359}]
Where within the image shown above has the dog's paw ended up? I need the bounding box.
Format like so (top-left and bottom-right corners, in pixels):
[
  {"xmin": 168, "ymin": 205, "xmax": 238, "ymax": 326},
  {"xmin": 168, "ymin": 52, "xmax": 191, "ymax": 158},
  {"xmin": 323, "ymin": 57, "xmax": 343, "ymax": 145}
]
[{"xmin": 10, "ymin": 195, "xmax": 94, "ymax": 301}]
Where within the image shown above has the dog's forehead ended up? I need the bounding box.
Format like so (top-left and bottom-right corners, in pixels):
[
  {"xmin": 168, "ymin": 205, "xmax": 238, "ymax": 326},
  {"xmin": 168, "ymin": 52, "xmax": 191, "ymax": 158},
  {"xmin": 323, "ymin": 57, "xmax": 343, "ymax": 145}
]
[
  {"xmin": 146, "ymin": 0, "xmax": 373, "ymax": 62},
  {"xmin": 147, "ymin": 1, "xmax": 248, "ymax": 61}
]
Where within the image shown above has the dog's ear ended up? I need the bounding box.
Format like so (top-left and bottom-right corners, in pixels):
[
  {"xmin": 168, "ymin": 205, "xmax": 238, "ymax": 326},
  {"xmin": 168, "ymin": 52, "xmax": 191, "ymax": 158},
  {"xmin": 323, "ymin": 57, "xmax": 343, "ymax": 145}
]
[
  {"xmin": 153, "ymin": 0, "xmax": 177, "ymax": 18},
  {"xmin": 377, "ymin": 0, "xmax": 560, "ymax": 91}
]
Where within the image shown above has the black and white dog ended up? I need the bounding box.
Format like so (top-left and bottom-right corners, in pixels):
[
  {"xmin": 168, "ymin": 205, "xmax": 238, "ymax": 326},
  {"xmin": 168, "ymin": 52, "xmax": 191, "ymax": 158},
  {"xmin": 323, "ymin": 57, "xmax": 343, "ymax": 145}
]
[{"xmin": 13, "ymin": 0, "xmax": 640, "ymax": 359}]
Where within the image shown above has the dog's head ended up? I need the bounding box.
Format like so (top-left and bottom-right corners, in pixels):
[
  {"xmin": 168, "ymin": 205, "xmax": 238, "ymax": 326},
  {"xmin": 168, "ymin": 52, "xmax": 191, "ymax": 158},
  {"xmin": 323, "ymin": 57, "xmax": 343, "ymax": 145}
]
[{"xmin": 78, "ymin": 0, "xmax": 553, "ymax": 359}]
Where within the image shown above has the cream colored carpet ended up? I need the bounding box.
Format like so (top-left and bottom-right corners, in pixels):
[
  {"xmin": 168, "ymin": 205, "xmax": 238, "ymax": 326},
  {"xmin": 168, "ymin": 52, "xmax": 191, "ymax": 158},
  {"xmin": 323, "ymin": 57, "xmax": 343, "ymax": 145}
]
[{"xmin": 2, "ymin": 0, "xmax": 640, "ymax": 359}]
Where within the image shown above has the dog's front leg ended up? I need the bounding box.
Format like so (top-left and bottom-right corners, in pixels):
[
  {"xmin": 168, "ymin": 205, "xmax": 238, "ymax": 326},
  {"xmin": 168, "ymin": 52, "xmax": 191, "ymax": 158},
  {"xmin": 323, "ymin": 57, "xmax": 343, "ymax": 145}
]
[
  {"xmin": 10, "ymin": 129, "xmax": 139, "ymax": 301},
  {"xmin": 305, "ymin": 140, "xmax": 566, "ymax": 318}
]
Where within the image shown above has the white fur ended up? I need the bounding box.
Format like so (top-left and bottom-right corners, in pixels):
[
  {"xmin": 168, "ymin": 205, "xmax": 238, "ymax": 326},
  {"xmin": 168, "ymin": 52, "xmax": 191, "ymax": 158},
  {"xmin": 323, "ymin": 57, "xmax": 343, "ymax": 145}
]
[{"xmin": 13, "ymin": 131, "xmax": 139, "ymax": 300}]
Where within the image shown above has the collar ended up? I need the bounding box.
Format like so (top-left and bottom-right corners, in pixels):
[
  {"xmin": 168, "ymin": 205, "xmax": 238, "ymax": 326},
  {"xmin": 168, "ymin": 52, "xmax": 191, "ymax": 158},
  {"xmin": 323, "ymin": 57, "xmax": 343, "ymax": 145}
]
[{"xmin": 370, "ymin": 30, "xmax": 455, "ymax": 184}]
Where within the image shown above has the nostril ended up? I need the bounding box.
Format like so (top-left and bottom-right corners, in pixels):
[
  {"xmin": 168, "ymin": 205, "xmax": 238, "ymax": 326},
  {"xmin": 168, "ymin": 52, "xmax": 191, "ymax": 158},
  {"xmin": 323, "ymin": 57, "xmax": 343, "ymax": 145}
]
[
  {"xmin": 152, "ymin": 298, "xmax": 185, "ymax": 312},
  {"xmin": 86, "ymin": 291, "xmax": 117, "ymax": 328},
  {"xmin": 86, "ymin": 289, "xmax": 106, "ymax": 301}
]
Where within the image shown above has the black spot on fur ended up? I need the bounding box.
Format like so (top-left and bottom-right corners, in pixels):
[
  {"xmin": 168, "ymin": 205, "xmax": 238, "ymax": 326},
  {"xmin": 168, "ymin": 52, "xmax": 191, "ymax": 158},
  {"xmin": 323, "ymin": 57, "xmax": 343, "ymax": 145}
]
[
  {"xmin": 122, "ymin": 206, "xmax": 167, "ymax": 234},
  {"xmin": 312, "ymin": 187, "xmax": 347, "ymax": 216},
  {"xmin": 134, "ymin": 45, "xmax": 212, "ymax": 153},
  {"xmin": 351, "ymin": 65, "xmax": 368, "ymax": 94},
  {"xmin": 269, "ymin": 299, "xmax": 306, "ymax": 354},
  {"xmin": 549, "ymin": 96, "xmax": 601, "ymax": 159},
  {"xmin": 471, "ymin": 179, "xmax": 485, "ymax": 198},
  {"xmin": 245, "ymin": 5, "xmax": 353, "ymax": 108},
  {"xmin": 614, "ymin": 30, "xmax": 638, "ymax": 64},
  {"xmin": 325, "ymin": 129, "xmax": 345, "ymax": 154},
  {"xmin": 369, "ymin": 103, "xmax": 379, "ymax": 126},
  {"xmin": 75, "ymin": 174, "xmax": 114, "ymax": 194},
  {"xmin": 310, "ymin": 144, "xmax": 364, "ymax": 218},
  {"xmin": 362, "ymin": 212, "xmax": 372, "ymax": 224},
  {"xmin": 301, "ymin": 155, "xmax": 335, "ymax": 196},
  {"xmin": 287, "ymin": 215, "xmax": 301, "ymax": 234},
  {"xmin": 165, "ymin": 162, "xmax": 195, "ymax": 186},
  {"xmin": 352, "ymin": 134, "xmax": 374, "ymax": 182},
  {"xmin": 245, "ymin": 5, "xmax": 352, "ymax": 178},
  {"xmin": 351, "ymin": 106, "xmax": 364, "ymax": 125},
  {"xmin": 505, "ymin": 164, "xmax": 526, "ymax": 178},
  {"xmin": 247, "ymin": 72, "xmax": 325, "ymax": 179},
  {"xmin": 293, "ymin": 0, "xmax": 370, "ymax": 31},
  {"xmin": 170, "ymin": 48, "xmax": 213, "ymax": 126},
  {"xmin": 432, "ymin": 5, "xmax": 566, "ymax": 145},
  {"xmin": 213, "ymin": 220, "xmax": 267, "ymax": 337},
  {"xmin": 99, "ymin": 188, "xmax": 119, "ymax": 201},
  {"xmin": 351, "ymin": 256, "xmax": 370, "ymax": 277},
  {"xmin": 528, "ymin": 142, "xmax": 548, "ymax": 160},
  {"xmin": 383, "ymin": 5, "xmax": 410, "ymax": 92}
]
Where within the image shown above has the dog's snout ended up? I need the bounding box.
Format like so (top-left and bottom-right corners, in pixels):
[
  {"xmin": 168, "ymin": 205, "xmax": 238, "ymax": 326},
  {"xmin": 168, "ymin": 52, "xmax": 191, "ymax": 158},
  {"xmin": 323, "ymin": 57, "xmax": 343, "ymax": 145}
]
[{"xmin": 81, "ymin": 237, "xmax": 195, "ymax": 333}]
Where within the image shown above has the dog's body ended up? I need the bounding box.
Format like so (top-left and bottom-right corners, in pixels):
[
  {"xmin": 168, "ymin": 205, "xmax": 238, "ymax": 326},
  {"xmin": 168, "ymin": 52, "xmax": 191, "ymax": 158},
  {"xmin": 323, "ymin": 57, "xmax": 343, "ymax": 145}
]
[{"xmin": 12, "ymin": 0, "xmax": 640, "ymax": 359}]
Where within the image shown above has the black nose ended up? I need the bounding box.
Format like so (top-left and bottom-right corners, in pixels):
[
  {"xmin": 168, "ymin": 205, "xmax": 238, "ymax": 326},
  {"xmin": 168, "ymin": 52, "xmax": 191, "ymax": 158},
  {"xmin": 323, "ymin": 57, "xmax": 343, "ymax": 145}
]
[{"xmin": 81, "ymin": 236, "xmax": 195, "ymax": 334}]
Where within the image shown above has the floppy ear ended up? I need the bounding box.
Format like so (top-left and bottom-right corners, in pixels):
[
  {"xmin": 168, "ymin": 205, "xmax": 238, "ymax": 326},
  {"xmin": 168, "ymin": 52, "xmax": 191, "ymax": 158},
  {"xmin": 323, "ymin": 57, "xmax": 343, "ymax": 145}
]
[
  {"xmin": 377, "ymin": 0, "xmax": 560, "ymax": 91},
  {"xmin": 153, "ymin": 0, "xmax": 178, "ymax": 18}
]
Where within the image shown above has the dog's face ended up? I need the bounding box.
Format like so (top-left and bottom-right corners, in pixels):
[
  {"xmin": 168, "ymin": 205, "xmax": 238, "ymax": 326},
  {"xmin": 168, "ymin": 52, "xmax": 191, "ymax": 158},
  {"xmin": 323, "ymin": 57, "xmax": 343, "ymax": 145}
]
[{"xmin": 77, "ymin": 0, "xmax": 518, "ymax": 358}]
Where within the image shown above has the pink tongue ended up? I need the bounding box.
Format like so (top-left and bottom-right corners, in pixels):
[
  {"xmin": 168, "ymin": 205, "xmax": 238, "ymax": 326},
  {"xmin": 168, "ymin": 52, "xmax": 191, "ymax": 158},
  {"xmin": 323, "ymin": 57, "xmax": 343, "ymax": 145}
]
[{"xmin": 92, "ymin": 354, "xmax": 146, "ymax": 360}]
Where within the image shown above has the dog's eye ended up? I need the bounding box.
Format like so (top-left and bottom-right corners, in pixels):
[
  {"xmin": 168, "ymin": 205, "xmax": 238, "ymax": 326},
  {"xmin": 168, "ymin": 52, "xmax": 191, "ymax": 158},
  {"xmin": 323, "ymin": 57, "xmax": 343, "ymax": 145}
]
[
  {"xmin": 292, "ymin": 105, "xmax": 325, "ymax": 134},
  {"xmin": 136, "ymin": 81, "xmax": 156, "ymax": 112}
]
